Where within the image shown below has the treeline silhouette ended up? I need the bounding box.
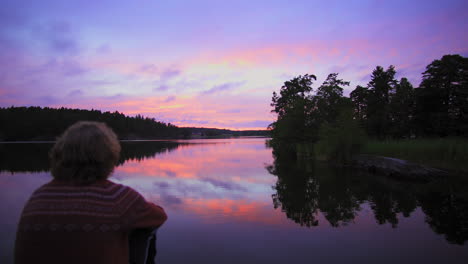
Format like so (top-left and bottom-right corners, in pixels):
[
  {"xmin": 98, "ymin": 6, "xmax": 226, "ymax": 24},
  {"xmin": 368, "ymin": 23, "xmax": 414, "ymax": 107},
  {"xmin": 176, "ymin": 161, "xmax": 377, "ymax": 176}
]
[
  {"xmin": 350, "ymin": 54, "xmax": 468, "ymax": 139},
  {"xmin": 0, "ymin": 141, "xmax": 183, "ymax": 173},
  {"xmin": 267, "ymin": 148, "xmax": 468, "ymax": 245},
  {"xmin": 0, "ymin": 106, "xmax": 182, "ymax": 141},
  {"xmin": 269, "ymin": 54, "xmax": 468, "ymax": 160},
  {"xmin": 0, "ymin": 106, "xmax": 269, "ymax": 141}
]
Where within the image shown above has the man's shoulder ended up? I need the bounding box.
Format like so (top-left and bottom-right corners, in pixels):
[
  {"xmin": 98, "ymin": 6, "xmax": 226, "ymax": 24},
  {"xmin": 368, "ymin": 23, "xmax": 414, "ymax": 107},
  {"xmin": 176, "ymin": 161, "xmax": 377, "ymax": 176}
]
[
  {"xmin": 105, "ymin": 180, "xmax": 143, "ymax": 198},
  {"xmin": 104, "ymin": 180, "xmax": 145, "ymax": 208},
  {"xmin": 29, "ymin": 179, "xmax": 137, "ymax": 201},
  {"xmin": 22, "ymin": 180, "xmax": 144, "ymax": 220}
]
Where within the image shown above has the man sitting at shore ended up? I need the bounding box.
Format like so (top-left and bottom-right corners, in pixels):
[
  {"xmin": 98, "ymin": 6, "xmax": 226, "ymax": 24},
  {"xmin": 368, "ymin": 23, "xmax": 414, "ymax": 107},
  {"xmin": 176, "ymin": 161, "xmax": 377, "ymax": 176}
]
[{"xmin": 14, "ymin": 121, "xmax": 167, "ymax": 264}]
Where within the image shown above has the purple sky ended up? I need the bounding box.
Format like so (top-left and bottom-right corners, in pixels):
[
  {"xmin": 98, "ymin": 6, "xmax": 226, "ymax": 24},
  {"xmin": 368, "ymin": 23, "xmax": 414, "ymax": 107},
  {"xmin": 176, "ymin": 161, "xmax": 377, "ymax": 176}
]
[{"xmin": 1, "ymin": 0, "xmax": 467, "ymax": 129}]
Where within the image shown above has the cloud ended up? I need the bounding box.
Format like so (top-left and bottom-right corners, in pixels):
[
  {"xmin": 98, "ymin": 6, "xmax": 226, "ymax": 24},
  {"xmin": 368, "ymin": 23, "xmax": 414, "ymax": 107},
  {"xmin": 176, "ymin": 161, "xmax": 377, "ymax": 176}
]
[
  {"xmin": 0, "ymin": 16, "xmax": 90, "ymax": 105},
  {"xmin": 67, "ymin": 89, "xmax": 84, "ymax": 97},
  {"xmin": 219, "ymin": 108, "xmax": 241, "ymax": 114},
  {"xmin": 164, "ymin": 95, "xmax": 176, "ymax": 103},
  {"xmin": 139, "ymin": 64, "xmax": 158, "ymax": 74},
  {"xmin": 201, "ymin": 178, "xmax": 247, "ymax": 191},
  {"xmin": 358, "ymin": 73, "xmax": 371, "ymax": 84},
  {"xmin": 200, "ymin": 81, "xmax": 245, "ymax": 95},
  {"xmin": 32, "ymin": 20, "xmax": 81, "ymax": 55},
  {"xmin": 24, "ymin": 58, "xmax": 88, "ymax": 79},
  {"xmin": 160, "ymin": 194, "xmax": 183, "ymax": 205},
  {"xmin": 154, "ymin": 84, "xmax": 170, "ymax": 91},
  {"xmin": 177, "ymin": 119, "xmax": 210, "ymax": 125},
  {"xmin": 0, "ymin": 4, "xmax": 27, "ymax": 30},
  {"xmin": 161, "ymin": 68, "xmax": 181, "ymax": 80},
  {"xmin": 154, "ymin": 181, "xmax": 170, "ymax": 188},
  {"xmin": 96, "ymin": 44, "xmax": 111, "ymax": 54},
  {"xmin": 234, "ymin": 120, "xmax": 271, "ymax": 129},
  {"xmin": 37, "ymin": 95, "xmax": 60, "ymax": 105},
  {"xmin": 43, "ymin": 58, "xmax": 88, "ymax": 76},
  {"xmin": 138, "ymin": 64, "xmax": 181, "ymax": 80}
]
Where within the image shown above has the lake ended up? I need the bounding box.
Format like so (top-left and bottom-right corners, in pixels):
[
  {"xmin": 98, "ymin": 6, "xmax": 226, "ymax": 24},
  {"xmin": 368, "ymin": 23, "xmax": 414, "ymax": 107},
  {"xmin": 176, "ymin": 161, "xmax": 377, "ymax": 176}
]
[{"xmin": 1, "ymin": 138, "xmax": 467, "ymax": 263}]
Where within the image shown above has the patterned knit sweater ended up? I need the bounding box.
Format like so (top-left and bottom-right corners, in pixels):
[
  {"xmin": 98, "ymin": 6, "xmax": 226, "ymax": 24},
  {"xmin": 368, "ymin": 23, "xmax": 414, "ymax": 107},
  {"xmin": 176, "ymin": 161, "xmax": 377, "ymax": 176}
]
[{"xmin": 14, "ymin": 179, "xmax": 167, "ymax": 264}]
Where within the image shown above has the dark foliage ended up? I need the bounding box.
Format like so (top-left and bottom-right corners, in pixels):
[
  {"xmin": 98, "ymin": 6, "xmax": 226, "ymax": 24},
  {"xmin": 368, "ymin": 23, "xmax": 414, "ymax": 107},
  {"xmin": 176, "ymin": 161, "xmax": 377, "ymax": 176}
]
[
  {"xmin": 269, "ymin": 74, "xmax": 317, "ymax": 143},
  {"xmin": 414, "ymin": 54, "xmax": 468, "ymax": 137},
  {"xmin": 0, "ymin": 106, "xmax": 269, "ymax": 141},
  {"xmin": 365, "ymin": 65, "xmax": 397, "ymax": 139},
  {"xmin": 270, "ymin": 54, "xmax": 467, "ymax": 145},
  {"xmin": 269, "ymin": 73, "xmax": 365, "ymax": 161},
  {"xmin": 350, "ymin": 54, "xmax": 468, "ymax": 139},
  {"xmin": 0, "ymin": 106, "xmax": 183, "ymax": 141}
]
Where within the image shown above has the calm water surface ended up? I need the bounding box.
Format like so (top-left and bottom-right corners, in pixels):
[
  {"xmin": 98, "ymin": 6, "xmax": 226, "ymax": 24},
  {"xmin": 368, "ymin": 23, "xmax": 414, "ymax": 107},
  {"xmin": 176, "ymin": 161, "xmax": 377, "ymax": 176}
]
[{"xmin": 1, "ymin": 138, "xmax": 467, "ymax": 263}]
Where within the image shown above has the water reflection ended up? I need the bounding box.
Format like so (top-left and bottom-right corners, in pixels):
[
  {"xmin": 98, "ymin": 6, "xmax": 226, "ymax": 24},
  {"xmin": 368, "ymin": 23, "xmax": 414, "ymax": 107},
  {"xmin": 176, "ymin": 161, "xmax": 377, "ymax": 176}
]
[
  {"xmin": 419, "ymin": 188, "xmax": 468, "ymax": 245},
  {"xmin": 0, "ymin": 143, "xmax": 52, "ymax": 172},
  {"xmin": 1, "ymin": 139, "xmax": 468, "ymax": 264},
  {"xmin": 0, "ymin": 141, "xmax": 185, "ymax": 173},
  {"xmin": 267, "ymin": 146, "xmax": 468, "ymax": 244},
  {"xmin": 112, "ymin": 139, "xmax": 280, "ymax": 225}
]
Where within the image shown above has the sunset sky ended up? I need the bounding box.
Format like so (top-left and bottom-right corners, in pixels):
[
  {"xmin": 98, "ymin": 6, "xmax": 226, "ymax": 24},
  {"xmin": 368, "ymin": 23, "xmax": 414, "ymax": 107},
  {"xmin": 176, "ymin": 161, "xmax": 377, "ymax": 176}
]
[{"xmin": 1, "ymin": 0, "xmax": 467, "ymax": 129}]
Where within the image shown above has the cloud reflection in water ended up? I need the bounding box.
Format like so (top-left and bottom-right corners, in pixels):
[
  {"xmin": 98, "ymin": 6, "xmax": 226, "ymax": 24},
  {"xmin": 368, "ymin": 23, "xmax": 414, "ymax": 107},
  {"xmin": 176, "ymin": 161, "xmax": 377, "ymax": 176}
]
[{"xmin": 112, "ymin": 138, "xmax": 288, "ymax": 226}]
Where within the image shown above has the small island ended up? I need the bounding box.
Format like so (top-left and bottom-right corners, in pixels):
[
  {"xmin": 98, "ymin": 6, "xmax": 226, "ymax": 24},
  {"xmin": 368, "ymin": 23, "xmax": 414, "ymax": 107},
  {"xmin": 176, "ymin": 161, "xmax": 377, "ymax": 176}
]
[{"xmin": 267, "ymin": 54, "xmax": 468, "ymax": 178}]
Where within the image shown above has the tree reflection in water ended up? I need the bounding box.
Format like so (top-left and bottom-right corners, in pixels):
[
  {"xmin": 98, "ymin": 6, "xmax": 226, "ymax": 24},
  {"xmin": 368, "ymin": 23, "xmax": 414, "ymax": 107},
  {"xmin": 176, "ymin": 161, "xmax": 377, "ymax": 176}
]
[
  {"xmin": 268, "ymin": 158, "xmax": 319, "ymax": 227},
  {"xmin": 419, "ymin": 188, "xmax": 468, "ymax": 245},
  {"xmin": 0, "ymin": 141, "xmax": 184, "ymax": 173},
  {"xmin": 267, "ymin": 145, "xmax": 468, "ymax": 244}
]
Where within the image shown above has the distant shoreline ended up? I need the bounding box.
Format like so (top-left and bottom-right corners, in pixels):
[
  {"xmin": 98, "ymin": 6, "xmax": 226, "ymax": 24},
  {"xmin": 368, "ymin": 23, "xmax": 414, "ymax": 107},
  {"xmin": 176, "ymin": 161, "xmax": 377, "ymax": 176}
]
[{"xmin": 0, "ymin": 136, "xmax": 270, "ymax": 144}]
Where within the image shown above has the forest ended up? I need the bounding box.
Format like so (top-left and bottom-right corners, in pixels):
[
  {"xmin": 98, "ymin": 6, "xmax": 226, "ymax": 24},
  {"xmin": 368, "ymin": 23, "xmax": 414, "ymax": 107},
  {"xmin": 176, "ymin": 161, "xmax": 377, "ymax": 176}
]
[
  {"xmin": 0, "ymin": 107, "xmax": 183, "ymax": 141},
  {"xmin": 0, "ymin": 107, "xmax": 269, "ymax": 141},
  {"xmin": 269, "ymin": 54, "xmax": 468, "ymax": 165}
]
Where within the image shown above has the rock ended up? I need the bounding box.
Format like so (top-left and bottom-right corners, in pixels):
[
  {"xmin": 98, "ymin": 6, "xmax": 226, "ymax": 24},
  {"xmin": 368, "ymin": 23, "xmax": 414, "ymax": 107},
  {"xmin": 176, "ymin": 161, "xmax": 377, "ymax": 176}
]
[{"xmin": 351, "ymin": 154, "xmax": 449, "ymax": 182}]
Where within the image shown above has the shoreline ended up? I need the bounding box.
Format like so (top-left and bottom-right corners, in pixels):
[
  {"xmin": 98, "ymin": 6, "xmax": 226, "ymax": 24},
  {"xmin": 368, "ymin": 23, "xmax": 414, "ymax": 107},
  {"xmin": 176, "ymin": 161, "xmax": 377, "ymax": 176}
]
[{"xmin": 0, "ymin": 136, "xmax": 271, "ymax": 144}]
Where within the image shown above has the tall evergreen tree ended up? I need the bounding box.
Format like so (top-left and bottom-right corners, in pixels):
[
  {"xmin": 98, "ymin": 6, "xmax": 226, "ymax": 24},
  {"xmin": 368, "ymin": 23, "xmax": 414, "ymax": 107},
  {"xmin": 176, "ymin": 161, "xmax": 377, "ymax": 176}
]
[
  {"xmin": 350, "ymin": 85, "xmax": 368, "ymax": 126},
  {"xmin": 366, "ymin": 65, "xmax": 397, "ymax": 139},
  {"xmin": 415, "ymin": 54, "xmax": 468, "ymax": 136},
  {"xmin": 389, "ymin": 77, "xmax": 415, "ymax": 138}
]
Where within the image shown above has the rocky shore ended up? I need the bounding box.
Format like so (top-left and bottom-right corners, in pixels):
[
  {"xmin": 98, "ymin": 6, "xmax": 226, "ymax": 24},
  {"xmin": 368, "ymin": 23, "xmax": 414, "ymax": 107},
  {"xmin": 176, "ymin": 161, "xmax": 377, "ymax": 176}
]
[{"xmin": 351, "ymin": 154, "xmax": 449, "ymax": 182}]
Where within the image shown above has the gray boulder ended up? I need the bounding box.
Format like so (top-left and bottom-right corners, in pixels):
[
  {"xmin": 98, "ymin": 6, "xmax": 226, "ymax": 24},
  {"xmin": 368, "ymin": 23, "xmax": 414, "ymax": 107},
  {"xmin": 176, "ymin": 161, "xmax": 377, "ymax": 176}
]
[{"xmin": 351, "ymin": 154, "xmax": 448, "ymax": 182}]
